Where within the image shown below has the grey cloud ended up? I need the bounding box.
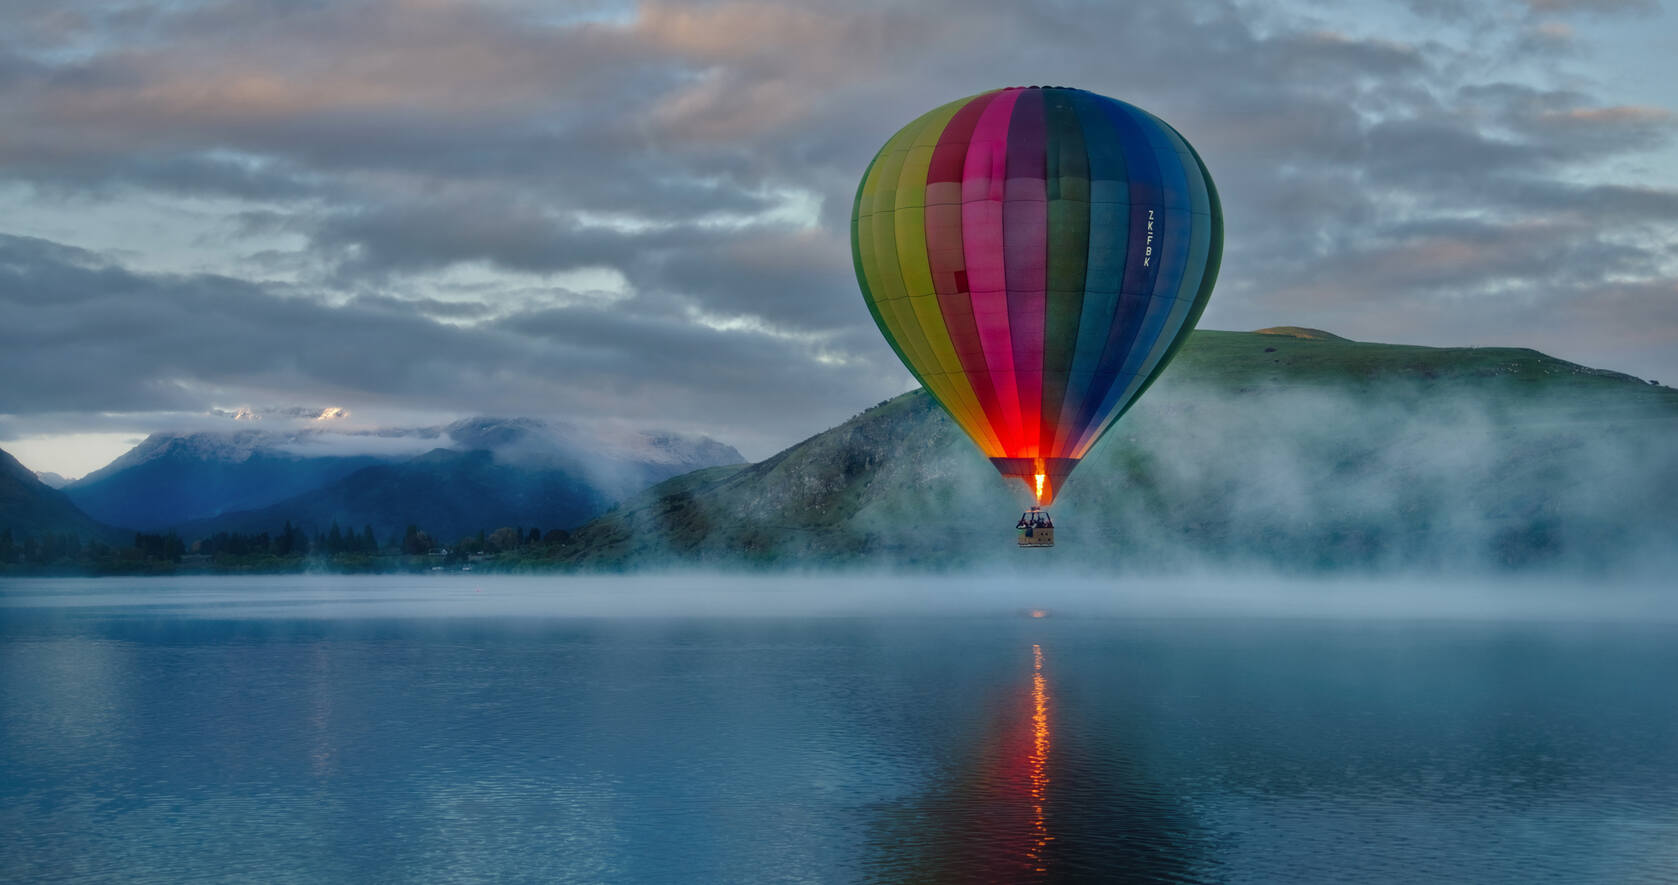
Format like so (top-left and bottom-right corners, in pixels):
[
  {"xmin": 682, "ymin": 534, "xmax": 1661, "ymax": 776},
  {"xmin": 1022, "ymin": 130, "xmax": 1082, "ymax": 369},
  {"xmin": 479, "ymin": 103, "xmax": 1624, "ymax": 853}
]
[
  {"xmin": 310, "ymin": 195, "xmax": 753, "ymax": 284},
  {"xmin": 0, "ymin": 0, "xmax": 1674, "ymax": 453},
  {"xmin": 1406, "ymin": 0, "xmax": 1654, "ymax": 17},
  {"xmin": 1520, "ymin": 0, "xmax": 1656, "ymax": 12},
  {"xmin": 641, "ymin": 230, "xmax": 861, "ymax": 331},
  {"xmin": 349, "ymin": 294, "xmax": 498, "ymax": 321},
  {"xmin": 0, "ymin": 232, "xmax": 896, "ymax": 457}
]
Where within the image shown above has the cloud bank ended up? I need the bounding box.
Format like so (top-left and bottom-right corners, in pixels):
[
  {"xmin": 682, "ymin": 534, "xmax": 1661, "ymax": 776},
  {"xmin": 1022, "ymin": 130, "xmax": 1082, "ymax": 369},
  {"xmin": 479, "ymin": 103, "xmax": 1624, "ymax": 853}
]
[{"xmin": 2, "ymin": 0, "xmax": 1674, "ymax": 470}]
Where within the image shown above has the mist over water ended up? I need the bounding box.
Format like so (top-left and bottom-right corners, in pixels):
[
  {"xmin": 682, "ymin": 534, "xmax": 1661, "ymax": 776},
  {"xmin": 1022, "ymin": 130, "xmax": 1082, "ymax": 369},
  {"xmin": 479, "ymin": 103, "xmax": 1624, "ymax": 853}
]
[
  {"xmin": 4, "ymin": 575, "xmax": 1677, "ymax": 883},
  {"xmin": 2, "ymin": 572, "xmax": 1675, "ymax": 622}
]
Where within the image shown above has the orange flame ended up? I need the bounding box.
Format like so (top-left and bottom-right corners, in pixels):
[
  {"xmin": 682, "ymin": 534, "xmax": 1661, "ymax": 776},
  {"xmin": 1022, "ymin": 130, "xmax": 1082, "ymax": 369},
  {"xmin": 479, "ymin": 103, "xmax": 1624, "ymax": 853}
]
[{"xmin": 1034, "ymin": 472, "xmax": 1046, "ymax": 503}]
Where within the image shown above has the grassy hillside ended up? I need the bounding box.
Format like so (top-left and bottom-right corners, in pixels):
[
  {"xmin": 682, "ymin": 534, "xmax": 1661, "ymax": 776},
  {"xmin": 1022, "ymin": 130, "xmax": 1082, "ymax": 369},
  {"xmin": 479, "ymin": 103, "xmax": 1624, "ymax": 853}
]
[
  {"xmin": 551, "ymin": 330, "xmax": 1678, "ymax": 573},
  {"xmin": 1180, "ymin": 330, "xmax": 1669, "ymax": 403}
]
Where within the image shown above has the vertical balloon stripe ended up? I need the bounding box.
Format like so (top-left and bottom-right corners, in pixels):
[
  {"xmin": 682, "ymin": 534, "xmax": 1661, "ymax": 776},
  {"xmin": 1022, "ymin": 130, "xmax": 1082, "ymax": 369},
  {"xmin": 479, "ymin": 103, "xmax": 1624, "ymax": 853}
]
[
  {"xmin": 962, "ymin": 88, "xmax": 1026, "ymax": 452},
  {"xmin": 1115, "ymin": 204, "xmax": 1190, "ymax": 377},
  {"xmin": 1068, "ymin": 95, "xmax": 1164, "ymax": 450},
  {"xmin": 896, "ymin": 98, "xmax": 1002, "ymax": 454},
  {"xmin": 859, "ymin": 122, "xmax": 937, "ymax": 379},
  {"xmin": 857, "ymin": 107, "xmax": 975, "ymax": 439},
  {"xmin": 1076, "ymin": 132, "xmax": 1223, "ymax": 459},
  {"xmin": 1151, "ymin": 112, "xmax": 1213, "ymax": 219},
  {"xmin": 1070, "ymin": 100, "xmax": 1198, "ymax": 455},
  {"xmin": 1072, "ymin": 113, "xmax": 1215, "ymax": 457},
  {"xmin": 1003, "ymin": 87, "xmax": 1049, "ymax": 458},
  {"xmin": 854, "ymin": 130, "xmax": 924, "ymax": 375},
  {"xmin": 1057, "ymin": 89, "xmax": 1129, "ymax": 459},
  {"xmin": 892, "ymin": 106, "xmax": 959, "ymax": 377},
  {"xmin": 927, "ymin": 91, "xmax": 1007, "ymax": 451},
  {"xmin": 1041, "ymin": 88, "xmax": 1091, "ymax": 457},
  {"xmin": 1110, "ymin": 101, "xmax": 1166, "ymax": 299},
  {"xmin": 852, "ymin": 152, "xmax": 917, "ymax": 375},
  {"xmin": 1071, "ymin": 97, "xmax": 1182, "ymax": 455}
]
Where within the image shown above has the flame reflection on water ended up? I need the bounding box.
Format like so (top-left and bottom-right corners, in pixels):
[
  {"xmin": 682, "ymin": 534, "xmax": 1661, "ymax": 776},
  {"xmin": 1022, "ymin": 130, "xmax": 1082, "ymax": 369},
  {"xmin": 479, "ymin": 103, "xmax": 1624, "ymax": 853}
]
[{"xmin": 1028, "ymin": 643, "xmax": 1052, "ymax": 871}]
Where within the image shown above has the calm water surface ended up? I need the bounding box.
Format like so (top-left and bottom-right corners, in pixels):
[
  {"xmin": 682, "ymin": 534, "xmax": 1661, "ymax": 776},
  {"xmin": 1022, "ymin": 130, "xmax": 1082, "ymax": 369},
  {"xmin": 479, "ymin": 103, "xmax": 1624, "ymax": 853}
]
[{"xmin": 3, "ymin": 576, "xmax": 1675, "ymax": 883}]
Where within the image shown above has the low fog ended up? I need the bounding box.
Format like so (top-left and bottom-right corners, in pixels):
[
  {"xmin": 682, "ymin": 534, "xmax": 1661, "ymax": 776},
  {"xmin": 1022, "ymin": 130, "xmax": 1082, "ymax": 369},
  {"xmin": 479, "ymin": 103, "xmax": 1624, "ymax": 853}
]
[
  {"xmin": 589, "ymin": 371, "xmax": 1678, "ymax": 579},
  {"xmin": 3, "ymin": 573, "xmax": 1675, "ymax": 624},
  {"xmin": 1053, "ymin": 379, "xmax": 1678, "ymax": 576}
]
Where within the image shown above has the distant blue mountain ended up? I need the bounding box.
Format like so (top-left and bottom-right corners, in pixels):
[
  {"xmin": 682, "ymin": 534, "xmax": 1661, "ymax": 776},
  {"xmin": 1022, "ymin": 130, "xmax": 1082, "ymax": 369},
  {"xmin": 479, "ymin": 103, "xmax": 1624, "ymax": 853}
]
[
  {"xmin": 175, "ymin": 448, "xmax": 601, "ymax": 545},
  {"xmin": 64, "ymin": 431, "xmax": 387, "ymax": 530},
  {"xmin": 33, "ymin": 471, "xmax": 71, "ymax": 489},
  {"xmin": 65, "ymin": 418, "xmax": 744, "ymax": 541}
]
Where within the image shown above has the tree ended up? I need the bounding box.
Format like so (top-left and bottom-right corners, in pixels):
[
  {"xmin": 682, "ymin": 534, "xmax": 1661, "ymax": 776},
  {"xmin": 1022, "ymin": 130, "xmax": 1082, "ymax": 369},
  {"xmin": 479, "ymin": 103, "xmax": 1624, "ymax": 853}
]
[
  {"xmin": 276, "ymin": 521, "xmax": 296, "ymax": 556},
  {"xmin": 129, "ymin": 532, "xmax": 183, "ymax": 562},
  {"xmin": 487, "ymin": 526, "xmax": 522, "ymax": 552},
  {"xmin": 282, "ymin": 522, "xmax": 310, "ymax": 556}
]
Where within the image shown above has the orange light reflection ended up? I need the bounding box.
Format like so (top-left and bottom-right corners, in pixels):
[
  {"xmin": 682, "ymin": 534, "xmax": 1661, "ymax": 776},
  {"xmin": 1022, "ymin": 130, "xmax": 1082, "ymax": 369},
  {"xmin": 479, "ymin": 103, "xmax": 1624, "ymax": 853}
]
[{"xmin": 1028, "ymin": 642, "xmax": 1051, "ymax": 870}]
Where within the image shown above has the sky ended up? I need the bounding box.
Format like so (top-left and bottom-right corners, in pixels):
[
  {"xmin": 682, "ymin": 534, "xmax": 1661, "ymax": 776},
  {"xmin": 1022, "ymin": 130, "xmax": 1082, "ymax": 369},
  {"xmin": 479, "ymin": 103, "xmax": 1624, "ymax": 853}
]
[{"xmin": 2, "ymin": 0, "xmax": 1675, "ymax": 478}]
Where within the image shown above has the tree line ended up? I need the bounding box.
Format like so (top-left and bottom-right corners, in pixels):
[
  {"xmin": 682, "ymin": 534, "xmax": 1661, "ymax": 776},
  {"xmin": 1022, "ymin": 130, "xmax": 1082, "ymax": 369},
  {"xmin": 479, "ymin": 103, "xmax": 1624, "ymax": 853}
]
[
  {"xmin": 1, "ymin": 529, "xmax": 186, "ymax": 572},
  {"xmin": 0, "ymin": 520, "xmax": 575, "ymax": 574}
]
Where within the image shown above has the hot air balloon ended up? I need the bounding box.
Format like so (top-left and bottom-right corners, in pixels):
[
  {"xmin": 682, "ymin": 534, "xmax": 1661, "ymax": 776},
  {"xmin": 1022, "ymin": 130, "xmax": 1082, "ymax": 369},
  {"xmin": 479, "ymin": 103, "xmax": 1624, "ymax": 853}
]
[{"xmin": 851, "ymin": 87, "xmax": 1222, "ymax": 545}]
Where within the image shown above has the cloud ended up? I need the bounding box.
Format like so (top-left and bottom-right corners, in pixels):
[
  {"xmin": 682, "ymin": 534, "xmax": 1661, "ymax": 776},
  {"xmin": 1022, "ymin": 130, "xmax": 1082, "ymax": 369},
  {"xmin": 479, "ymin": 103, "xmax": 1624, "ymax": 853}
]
[
  {"xmin": 0, "ymin": 232, "xmax": 900, "ymax": 457},
  {"xmin": 0, "ymin": 0, "xmax": 1674, "ymax": 455},
  {"xmin": 1519, "ymin": 0, "xmax": 1655, "ymax": 12}
]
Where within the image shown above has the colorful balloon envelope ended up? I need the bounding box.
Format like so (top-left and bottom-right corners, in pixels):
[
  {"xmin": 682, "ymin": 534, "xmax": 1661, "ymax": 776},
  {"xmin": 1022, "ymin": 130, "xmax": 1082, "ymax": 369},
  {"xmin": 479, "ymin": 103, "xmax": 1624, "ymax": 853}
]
[{"xmin": 851, "ymin": 86, "xmax": 1222, "ymax": 506}]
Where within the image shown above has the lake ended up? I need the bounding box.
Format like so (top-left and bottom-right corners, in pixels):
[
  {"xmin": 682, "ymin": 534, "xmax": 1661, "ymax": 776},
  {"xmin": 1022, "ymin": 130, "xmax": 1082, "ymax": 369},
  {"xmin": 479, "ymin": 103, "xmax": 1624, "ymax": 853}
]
[{"xmin": 3, "ymin": 575, "xmax": 1676, "ymax": 883}]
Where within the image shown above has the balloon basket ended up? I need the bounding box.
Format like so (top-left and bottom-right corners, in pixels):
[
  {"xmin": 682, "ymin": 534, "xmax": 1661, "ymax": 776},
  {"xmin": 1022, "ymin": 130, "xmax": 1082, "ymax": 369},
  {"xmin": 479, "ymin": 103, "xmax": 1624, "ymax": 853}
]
[{"xmin": 1016, "ymin": 507, "xmax": 1055, "ymax": 548}]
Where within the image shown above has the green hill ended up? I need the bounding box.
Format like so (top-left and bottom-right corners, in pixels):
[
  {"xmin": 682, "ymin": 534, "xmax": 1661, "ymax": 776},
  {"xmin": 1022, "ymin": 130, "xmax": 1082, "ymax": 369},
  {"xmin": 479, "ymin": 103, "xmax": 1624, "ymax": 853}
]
[
  {"xmin": 1253, "ymin": 326, "xmax": 1348, "ymax": 341},
  {"xmin": 551, "ymin": 330, "xmax": 1678, "ymax": 573}
]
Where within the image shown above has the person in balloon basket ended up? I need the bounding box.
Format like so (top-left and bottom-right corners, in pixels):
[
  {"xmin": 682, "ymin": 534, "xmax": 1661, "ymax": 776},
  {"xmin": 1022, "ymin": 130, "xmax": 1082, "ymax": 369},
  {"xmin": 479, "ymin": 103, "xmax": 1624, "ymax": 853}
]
[{"xmin": 1017, "ymin": 510, "xmax": 1053, "ymax": 536}]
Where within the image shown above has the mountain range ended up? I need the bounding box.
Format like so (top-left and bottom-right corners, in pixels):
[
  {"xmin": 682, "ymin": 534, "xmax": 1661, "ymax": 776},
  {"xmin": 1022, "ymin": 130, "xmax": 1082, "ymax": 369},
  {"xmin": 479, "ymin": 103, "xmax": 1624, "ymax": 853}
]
[
  {"xmin": 65, "ymin": 431, "xmax": 388, "ymax": 531},
  {"xmin": 166, "ymin": 421, "xmax": 742, "ymax": 544},
  {"xmin": 7, "ymin": 418, "xmax": 743, "ymax": 545},
  {"xmin": 5, "ymin": 328, "xmax": 1674, "ymax": 573}
]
